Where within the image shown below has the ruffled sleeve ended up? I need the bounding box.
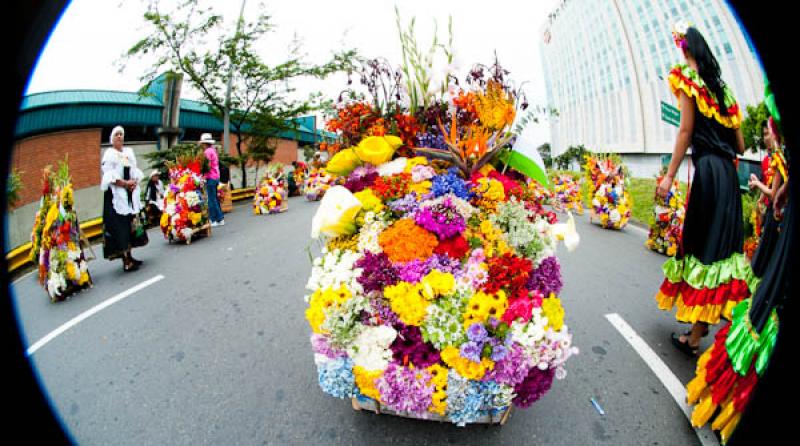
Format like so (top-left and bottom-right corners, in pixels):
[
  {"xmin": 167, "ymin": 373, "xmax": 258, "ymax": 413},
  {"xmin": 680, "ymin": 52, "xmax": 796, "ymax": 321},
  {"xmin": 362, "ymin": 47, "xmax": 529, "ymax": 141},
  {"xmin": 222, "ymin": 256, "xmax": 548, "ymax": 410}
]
[
  {"xmin": 667, "ymin": 64, "xmax": 742, "ymax": 129},
  {"xmin": 126, "ymin": 147, "xmax": 145, "ymax": 181},
  {"xmin": 101, "ymin": 148, "xmax": 120, "ymax": 191}
]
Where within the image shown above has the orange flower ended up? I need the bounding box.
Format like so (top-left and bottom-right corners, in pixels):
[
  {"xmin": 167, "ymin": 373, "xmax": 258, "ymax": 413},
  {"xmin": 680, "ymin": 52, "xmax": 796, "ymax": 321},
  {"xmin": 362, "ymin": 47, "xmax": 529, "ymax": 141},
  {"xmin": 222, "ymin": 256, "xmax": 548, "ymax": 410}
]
[{"xmin": 379, "ymin": 219, "xmax": 438, "ymax": 263}]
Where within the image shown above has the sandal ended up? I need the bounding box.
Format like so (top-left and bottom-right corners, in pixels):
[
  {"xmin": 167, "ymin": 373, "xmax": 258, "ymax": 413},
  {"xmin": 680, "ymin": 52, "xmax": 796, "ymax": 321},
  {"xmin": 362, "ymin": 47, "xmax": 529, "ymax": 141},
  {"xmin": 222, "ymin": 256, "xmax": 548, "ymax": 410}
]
[
  {"xmin": 671, "ymin": 332, "xmax": 698, "ymax": 357},
  {"xmin": 123, "ymin": 261, "xmax": 140, "ymax": 272}
]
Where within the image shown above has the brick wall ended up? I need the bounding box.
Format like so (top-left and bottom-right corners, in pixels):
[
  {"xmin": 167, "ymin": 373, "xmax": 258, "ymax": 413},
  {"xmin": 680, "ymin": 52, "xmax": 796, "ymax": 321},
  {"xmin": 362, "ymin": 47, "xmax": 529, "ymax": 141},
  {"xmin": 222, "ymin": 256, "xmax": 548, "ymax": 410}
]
[
  {"xmin": 10, "ymin": 129, "xmax": 102, "ymax": 210},
  {"xmin": 225, "ymin": 135, "xmax": 298, "ymax": 166}
]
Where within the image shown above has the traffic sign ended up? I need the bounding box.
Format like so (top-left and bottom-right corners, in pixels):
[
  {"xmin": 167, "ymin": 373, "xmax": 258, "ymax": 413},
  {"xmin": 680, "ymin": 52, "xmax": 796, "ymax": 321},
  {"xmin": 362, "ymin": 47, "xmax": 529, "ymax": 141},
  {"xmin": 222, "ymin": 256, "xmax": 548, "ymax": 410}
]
[{"xmin": 661, "ymin": 101, "xmax": 680, "ymax": 127}]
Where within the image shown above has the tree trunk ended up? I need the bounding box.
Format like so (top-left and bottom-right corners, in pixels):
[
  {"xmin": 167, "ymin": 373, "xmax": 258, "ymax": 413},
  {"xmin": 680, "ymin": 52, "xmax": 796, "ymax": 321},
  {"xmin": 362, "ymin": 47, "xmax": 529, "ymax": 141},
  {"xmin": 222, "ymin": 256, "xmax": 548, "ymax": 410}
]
[{"xmin": 235, "ymin": 131, "xmax": 248, "ymax": 189}]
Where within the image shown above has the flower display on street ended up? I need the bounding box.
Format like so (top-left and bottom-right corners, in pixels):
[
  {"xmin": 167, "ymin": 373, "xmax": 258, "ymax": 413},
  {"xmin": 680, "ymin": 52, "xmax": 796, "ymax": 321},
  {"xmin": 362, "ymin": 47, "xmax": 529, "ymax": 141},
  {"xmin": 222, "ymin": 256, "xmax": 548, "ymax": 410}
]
[
  {"xmin": 304, "ymin": 168, "xmax": 335, "ymax": 201},
  {"xmin": 585, "ymin": 155, "xmax": 632, "ymax": 230},
  {"xmin": 29, "ymin": 161, "xmax": 92, "ymax": 302},
  {"xmin": 304, "ymin": 39, "xmax": 579, "ymax": 425},
  {"xmin": 646, "ymin": 174, "xmax": 685, "ymax": 256},
  {"xmin": 551, "ymin": 174, "xmax": 583, "ymax": 215},
  {"xmin": 253, "ymin": 164, "xmax": 288, "ymax": 215},
  {"xmin": 160, "ymin": 155, "xmax": 209, "ymax": 242}
]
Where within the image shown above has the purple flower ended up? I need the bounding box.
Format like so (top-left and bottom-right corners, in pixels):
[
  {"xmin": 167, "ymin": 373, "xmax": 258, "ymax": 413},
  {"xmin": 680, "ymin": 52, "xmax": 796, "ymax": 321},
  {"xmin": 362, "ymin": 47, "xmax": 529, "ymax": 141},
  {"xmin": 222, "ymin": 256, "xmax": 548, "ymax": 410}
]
[
  {"xmin": 376, "ymin": 362, "xmax": 435, "ymax": 414},
  {"xmin": 485, "ymin": 344, "xmax": 534, "ymax": 386},
  {"xmin": 512, "ymin": 367, "xmax": 555, "ymax": 408},
  {"xmin": 415, "ymin": 132, "xmax": 447, "ymax": 150},
  {"xmin": 310, "ymin": 334, "xmax": 347, "ymax": 359},
  {"xmin": 490, "ymin": 344, "xmax": 508, "ymax": 362},
  {"xmin": 460, "ymin": 341, "xmax": 483, "ymax": 362},
  {"xmin": 426, "ymin": 254, "xmax": 463, "ymax": 276},
  {"xmin": 344, "ymin": 165, "xmax": 379, "ymax": 193},
  {"xmin": 527, "ymin": 256, "xmax": 563, "ymax": 296},
  {"xmin": 467, "ymin": 323, "xmax": 488, "ymax": 343},
  {"xmin": 414, "ymin": 199, "xmax": 466, "ymax": 240},
  {"xmin": 369, "ymin": 297, "xmax": 400, "ymax": 326},
  {"xmin": 356, "ymin": 252, "xmax": 399, "ymax": 293},
  {"xmin": 397, "ymin": 259, "xmax": 431, "ymax": 284},
  {"xmin": 388, "ymin": 193, "xmax": 422, "ymax": 216},
  {"xmin": 391, "ymin": 325, "xmax": 440, "ymax": 368}
]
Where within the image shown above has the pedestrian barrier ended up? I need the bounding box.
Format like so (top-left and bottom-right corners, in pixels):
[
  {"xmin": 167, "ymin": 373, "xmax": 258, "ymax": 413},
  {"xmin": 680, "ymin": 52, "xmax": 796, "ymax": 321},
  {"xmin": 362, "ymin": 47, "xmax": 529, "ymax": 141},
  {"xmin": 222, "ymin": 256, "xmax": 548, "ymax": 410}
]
[
  {"xmin": 7, "ymin": 189, "xmax": 256, "ymax": 274},
  {"xmin": 6, "ymin": 217, "xmax": 102, "ymax": 274}
]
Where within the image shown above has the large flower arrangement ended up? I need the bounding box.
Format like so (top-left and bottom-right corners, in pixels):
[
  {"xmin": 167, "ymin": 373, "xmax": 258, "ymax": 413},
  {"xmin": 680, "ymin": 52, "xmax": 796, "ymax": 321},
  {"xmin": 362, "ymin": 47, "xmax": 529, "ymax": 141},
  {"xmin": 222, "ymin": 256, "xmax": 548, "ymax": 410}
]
[
  {"xmin": 253, "ymin": 165, "xmax": 288, "ymax": 214},
  {"xmin": 304, "ymin": 168, "xmax": 335, "ymax": 201},
  {"xmin": 29, "ymin": 162, "xmax": 92, "ymax": 302},
  {"xmin": 293, "ymin": 162, "xmax": 308, "ymax": 196},
  {"xmin": 646, "ymin": 175, "xmax": 684, "ymax": 256},
  {"xmin": 160, "ymin": 155, "xmax": 209, "ymax": 242},
  {"xmin": 585, "ymin": 155, "xmax": 632, "ymax": 230},
  {"xmin": 305, "ymin": 48, "xmax": 579, "ymax": 425},
  {"xmin": 552, "ymin": 174, "xmax": 583, "ymax": 215}
]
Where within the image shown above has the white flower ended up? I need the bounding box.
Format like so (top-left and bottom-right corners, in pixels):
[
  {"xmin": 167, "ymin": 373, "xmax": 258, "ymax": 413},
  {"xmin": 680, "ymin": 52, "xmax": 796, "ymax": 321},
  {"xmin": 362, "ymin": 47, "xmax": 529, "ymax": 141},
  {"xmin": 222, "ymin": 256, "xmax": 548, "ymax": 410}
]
[
  {"xmin": 185, "ymin": 191, "xmax": 200, "ymax": 208},
  {"xmin": 347, "ymin": 325, "xmax": 397, "ymax": 371},
  {"xmin": 609, "ymin": 209, "xmax": 621, "ymax": 223},
  {"xmin": 357, "ymin": 212, "xmax": 388, "ymax": 254},
  {"xmin": 181, "ymin": 228, "xmax": 194, "ymax": 240},
  {"xmin": 166, "ymin": 203, "xmax": 176, "ymax": 215},
  {"xmin": 311, "ymin": 186, "xmax": 362, "ymax": 239},
  {"xmin": 377, "ymin": 157, "xmax": 408, "ymax": 177},
  {"xmin": 306, "ymin": 249, "xmax": 364, "ymax": 295}
]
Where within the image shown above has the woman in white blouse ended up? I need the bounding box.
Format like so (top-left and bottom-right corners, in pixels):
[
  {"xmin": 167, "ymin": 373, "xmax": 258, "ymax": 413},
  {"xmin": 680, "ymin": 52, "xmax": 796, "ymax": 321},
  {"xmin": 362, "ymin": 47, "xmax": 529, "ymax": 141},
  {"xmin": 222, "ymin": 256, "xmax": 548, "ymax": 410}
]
[{"xmin": 101, "ymin": 126, "xmax": 146, "ymax": 271}]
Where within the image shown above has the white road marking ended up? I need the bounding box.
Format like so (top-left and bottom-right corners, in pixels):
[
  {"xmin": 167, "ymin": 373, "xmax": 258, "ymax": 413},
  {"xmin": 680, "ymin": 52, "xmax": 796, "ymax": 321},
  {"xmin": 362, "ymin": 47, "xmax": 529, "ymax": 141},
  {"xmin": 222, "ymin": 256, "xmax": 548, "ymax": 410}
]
[
  {"xmin": 26, "ymin": 275, "xmax": 165, "ymax": 356},
  {"xmin": 605, "ymin": 313, "xmax": 720, "ymax": 446}
]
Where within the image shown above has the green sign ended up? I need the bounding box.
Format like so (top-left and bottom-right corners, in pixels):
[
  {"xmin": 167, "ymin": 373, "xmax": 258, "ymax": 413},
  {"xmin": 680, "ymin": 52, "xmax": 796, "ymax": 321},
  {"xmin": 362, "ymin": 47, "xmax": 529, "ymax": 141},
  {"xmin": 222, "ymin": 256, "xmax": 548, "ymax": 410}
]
[{"xmin": 661, "ymin": 101, "xmax": 680, "ymax": 127}]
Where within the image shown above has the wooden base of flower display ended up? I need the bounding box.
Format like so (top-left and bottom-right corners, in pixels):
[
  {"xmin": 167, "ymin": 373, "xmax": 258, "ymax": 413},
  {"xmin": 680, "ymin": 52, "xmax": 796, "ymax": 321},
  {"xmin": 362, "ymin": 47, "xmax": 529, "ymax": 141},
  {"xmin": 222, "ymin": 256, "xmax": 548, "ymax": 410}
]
[
  {"xmin": 167, "ymin": 223, "xmax": 212, "ymax": 245},
  {"xmin": 350, "ymin": 396, "xmax": 512, "ymax": 425},
  {"xmin": 221, "ymin": 184, "xmax": 233, "ymax": 213}
]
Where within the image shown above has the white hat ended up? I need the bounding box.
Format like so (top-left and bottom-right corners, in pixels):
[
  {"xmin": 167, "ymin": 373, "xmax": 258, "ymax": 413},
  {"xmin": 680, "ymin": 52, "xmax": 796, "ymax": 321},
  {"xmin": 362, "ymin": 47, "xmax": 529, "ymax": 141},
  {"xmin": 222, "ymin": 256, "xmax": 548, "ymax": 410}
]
[
  {"xmin": 150, "ymin": 170, "xmax": 160, "ymax": 177},
  {"xmin": 199, "ymin": 133, "xmax": 216, "ymax": 145},
  {"xmin": 110, "ymin": 125, "xmax": 125, "ymax": 144}
]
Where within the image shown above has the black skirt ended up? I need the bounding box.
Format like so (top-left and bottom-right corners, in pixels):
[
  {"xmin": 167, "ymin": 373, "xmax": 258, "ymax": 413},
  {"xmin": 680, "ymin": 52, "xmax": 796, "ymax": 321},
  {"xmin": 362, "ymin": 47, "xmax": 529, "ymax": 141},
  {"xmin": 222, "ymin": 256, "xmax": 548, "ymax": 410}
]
[
  {"xmin": 750, "ymin": 204, "xmax": 779, "ymax": 278},
  {"xmin": 103, "ymin": 167, "xmax": 133, "ymax": 260},
  {"xmin": 680, "ymin": 152, "xmax": 744, "ymax": 264}
]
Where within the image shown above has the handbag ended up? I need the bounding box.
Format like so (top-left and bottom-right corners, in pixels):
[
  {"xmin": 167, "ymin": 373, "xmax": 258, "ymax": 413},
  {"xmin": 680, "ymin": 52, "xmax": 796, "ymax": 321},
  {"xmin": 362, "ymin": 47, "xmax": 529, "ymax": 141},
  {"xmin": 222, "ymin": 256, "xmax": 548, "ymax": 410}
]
[{"xmin": 130, "ymin": 210, "xmax": 150, "ymax": 248}]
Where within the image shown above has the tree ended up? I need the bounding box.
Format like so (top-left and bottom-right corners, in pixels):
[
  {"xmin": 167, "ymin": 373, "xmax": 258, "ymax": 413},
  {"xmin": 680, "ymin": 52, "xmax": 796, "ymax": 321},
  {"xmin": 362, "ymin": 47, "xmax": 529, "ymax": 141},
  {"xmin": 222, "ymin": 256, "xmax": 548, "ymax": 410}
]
[
  {"xmin": 537, "ymin": 143, "xmax": 552, "ymax": 169},
  {"xmin": 122, "ymin": 0, "xmax": 356, "ymax": 188},
  {"xmin": 741, "ymin": 101, "xmax": 769, "ymax": 153},
  {"xmin": 554, "ymin": 144, "xmax": 590, "ymax": 171}
]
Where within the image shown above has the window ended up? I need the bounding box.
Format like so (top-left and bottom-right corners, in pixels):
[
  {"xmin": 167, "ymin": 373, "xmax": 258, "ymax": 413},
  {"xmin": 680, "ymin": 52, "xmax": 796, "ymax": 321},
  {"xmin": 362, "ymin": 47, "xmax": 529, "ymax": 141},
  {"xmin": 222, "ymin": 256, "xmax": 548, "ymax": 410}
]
[{"xmin": 724, "ymin": 42, "xmax": 733, "ymax": 55}]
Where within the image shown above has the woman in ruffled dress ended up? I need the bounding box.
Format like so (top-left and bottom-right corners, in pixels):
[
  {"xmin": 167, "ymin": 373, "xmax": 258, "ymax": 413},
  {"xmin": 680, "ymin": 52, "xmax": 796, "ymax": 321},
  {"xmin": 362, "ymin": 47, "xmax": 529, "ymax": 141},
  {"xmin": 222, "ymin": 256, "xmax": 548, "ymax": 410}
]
[
  {"xmin": 101, "ymin": 126, "xmax": 145, "ymax": 272},
  {"xmin": 654, "ymin": 24, "xmax": 755, "ymax": 355},
  {"xmin": 685, "ymin": 108, "xmax": 790, "ymax": 443}
]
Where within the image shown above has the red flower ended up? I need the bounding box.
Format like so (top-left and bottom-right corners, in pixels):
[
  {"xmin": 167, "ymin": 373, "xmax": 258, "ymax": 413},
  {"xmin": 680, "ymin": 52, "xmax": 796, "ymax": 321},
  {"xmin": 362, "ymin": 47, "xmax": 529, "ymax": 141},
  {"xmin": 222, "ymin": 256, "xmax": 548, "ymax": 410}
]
[
  {"xmin": 434, "ymin": 236, "xmax": 470, "ymax": 260},
  {"xmin": 483, "ymin": 253, "xmax": 532, "ymax": 295},
  {"xmin": 187, "ymin": 161, "xmax": 201, "ymax": 175}
]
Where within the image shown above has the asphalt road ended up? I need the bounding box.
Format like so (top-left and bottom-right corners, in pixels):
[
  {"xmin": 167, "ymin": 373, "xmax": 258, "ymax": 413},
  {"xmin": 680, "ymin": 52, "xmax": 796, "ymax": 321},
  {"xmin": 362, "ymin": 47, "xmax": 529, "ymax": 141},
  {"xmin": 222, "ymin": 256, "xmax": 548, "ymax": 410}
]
[{"xmin": 10, "ymin": 197, "xmax": 713, "ymax": 445}]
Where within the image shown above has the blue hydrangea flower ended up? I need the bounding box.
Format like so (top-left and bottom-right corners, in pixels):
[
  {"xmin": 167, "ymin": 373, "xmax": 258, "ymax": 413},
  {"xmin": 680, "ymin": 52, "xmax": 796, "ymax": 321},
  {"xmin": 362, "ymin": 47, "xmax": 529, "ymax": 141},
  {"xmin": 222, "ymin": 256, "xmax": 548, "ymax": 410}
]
[
  {"xmin": 317, "ymin": 357, "xmax": 356, "ymax": 399},
  {"xmin": 431, "ymin": 168, "xmax": 473, "ymax": 200}
]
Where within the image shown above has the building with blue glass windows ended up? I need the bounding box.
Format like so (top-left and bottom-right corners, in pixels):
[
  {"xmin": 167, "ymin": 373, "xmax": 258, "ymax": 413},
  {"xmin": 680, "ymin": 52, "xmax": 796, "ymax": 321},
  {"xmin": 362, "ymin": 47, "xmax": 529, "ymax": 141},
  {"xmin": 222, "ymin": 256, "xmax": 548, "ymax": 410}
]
[{"xmin": 540, "ymin": 0, "xmax": 763, "ymax": 177}]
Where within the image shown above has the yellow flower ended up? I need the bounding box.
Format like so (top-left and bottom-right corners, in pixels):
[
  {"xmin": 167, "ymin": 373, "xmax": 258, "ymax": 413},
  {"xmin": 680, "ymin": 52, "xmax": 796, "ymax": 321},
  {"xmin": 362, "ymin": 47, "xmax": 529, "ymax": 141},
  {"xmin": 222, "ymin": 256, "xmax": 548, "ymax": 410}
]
[
  {"xmin": 354, "ymin": 189, "xmax": 385, "ymax": 213},
  {"xmin": 475, "ymin": 178, "xmax": 505, "ymax": 201},
  {"xmin": 189, "ymin": 212, "xmax": 201, "ymax": 225},
  {"xmin": 326, "ymin": 148, "xmax": 362, "ymax": 176},
  {"xmin": 354, "ymin": 135, "xmax": 403, "ymax": 166},
  {"xmin": 407, "ymin": 180, "xmax": 432, "ymax": 197},
  {"xmin": 420, "ymin": 270, "xmax": 455, "ymax": 299},
  {"xmin": 426, "ymin": 364, "xmax": 449, "ymax": 388},
  {"xmin": 60, "ymin": 185, "xmax": 74, "ymax": 207},
  {"xmin": 353, "ymin": 366, "xmax": 383, "ymax": 402},
  {"xmin": 542, "ymin": 294, "xmax": 565, "ymax": 331},
  {"xmin": 440, "ymin": 346, "xmax": 494, "ymax": 380},
  {"xmin": 66, "ymin": 262, "xmax": 77, "ymax": 280},
  {"xmin": 403, "ymin": 156, "xmax": 429, "ymax": 173},
  {"xmin": 79, "ymin": 271, "xmax": 90, "ymax": 285},
  {"xmin": 384, "ymin": 282, "xmax": 429, "ymax": 326},
  {"xmin": 160, "ymin": 212, "xmax": 169, "ymax": 228}
]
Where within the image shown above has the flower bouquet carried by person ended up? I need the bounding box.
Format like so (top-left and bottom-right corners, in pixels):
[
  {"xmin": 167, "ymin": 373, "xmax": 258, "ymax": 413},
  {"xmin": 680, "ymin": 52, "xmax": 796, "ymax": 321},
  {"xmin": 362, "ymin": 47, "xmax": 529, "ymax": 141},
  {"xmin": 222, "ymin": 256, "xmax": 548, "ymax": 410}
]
[
  {"xmin": 253, "ymin": 163, "xmax": 288, "ymax": 215},
  {"xmin": 160, "ymin": 154, "xmax": 209, "ymax": 243},
  {"xmin": 304, "ymin": 39, "xmax": 580, "ymax": 426},
  {"xmin": 30, "ymin": 161, "xmax": 92, "ymax": 302},
  {"xmin": 646, "ymin": 172, "xmax": 685, "ymax": 256},
  {"xmin": 304, "ymin": 168, "xmax": 335, "ymax": 201},
  {"xmin": 585, "ymin": 154, "xmax": 632, "ymax": 230}
]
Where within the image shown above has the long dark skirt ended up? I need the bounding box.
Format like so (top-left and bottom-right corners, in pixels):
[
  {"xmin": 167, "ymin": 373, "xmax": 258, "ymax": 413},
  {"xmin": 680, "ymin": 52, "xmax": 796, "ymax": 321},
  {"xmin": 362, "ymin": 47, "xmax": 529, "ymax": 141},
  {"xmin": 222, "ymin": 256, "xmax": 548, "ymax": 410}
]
[
  {"xmin": 750, "ymin": 204, "xmax": 778, "ymax": 278},
  {"xmin": 681, "ymin": 153, "xmax": 744, "ymax": 264},
  {"xmin": 102, "ymin": 188, "xmax": 132, "ymax": 260}
]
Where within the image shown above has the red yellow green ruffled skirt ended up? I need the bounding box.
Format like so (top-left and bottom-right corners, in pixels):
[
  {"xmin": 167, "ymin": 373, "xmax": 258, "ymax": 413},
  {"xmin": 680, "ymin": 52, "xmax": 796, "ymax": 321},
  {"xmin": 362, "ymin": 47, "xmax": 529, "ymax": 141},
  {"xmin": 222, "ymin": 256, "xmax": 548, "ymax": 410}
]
[{"xmin": 686, "ymin": 299, "xmax": 778, "ymax": 443}]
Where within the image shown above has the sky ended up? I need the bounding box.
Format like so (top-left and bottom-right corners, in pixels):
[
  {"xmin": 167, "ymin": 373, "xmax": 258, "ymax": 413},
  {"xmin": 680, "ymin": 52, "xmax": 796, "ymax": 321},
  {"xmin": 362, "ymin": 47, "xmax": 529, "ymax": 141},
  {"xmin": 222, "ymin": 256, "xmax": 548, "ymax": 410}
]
[{"xmin": 25, "ymin": 0, "xmax": 562, "ymax": 147}]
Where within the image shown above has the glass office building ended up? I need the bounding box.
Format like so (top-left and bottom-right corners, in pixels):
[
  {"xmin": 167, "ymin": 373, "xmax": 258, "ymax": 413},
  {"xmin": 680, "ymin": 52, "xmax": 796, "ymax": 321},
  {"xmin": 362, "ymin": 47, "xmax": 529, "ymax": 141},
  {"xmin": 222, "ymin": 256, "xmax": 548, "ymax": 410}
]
[{"xmin": 540, "ymin": 0, "xmax": 763, "ymax": 176}]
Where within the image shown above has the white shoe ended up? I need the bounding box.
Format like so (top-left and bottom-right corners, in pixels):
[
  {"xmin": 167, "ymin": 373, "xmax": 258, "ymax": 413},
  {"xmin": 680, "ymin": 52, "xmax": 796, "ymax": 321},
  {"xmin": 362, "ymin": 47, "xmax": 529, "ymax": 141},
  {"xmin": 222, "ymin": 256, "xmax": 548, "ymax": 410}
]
[
  {"xmin": 218, "ymin": 220, "xmax": 225, "ymax": 226},
  {"xmin": 210, "ymin": 221, "xmax": 219, "ymax": 227}
]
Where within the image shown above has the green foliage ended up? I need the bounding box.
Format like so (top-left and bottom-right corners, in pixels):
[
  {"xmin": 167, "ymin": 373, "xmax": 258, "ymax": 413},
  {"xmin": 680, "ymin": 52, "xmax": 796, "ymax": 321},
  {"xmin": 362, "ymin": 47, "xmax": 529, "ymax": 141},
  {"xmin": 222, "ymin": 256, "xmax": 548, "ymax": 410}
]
[
  {"xmin": 742, "ymin": 101, "xmax": 769, "ymax": 153},
  {"xmin": 6, "ymin": 169, "xmax": 23, "ymax": 209},
  {"xmin": 554, "ymin": 145, "xmax": 591, "ymax": 170},
  {"xmin": 143, "ymin": 143, "xmax": 207, "ymax": 177},
  {"xmin": 537, "ymin": 143, "xmax": 552, "ymax": 169},
  {"xmin": 741, "ymin": 189, "xmax": 759, "ymax": 237},
  {"xmin": 123, "ymin": 0, "xmax": 357, "ymax": 188}
]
